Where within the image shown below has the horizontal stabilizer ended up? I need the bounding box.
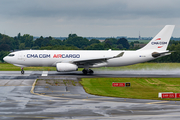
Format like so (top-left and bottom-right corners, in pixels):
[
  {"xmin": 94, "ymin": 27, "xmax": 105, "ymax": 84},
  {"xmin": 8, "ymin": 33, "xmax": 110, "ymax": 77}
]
[{"xmin": 152, "ymin": 51, "xmax": 174, "ymax": 58}]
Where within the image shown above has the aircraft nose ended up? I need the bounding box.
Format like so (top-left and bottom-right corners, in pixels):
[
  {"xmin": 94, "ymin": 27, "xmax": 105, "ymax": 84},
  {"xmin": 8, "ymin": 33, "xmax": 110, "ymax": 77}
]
[{"xmin": 3, "ymin": 56, "xmax": 7, "ymax": 62}]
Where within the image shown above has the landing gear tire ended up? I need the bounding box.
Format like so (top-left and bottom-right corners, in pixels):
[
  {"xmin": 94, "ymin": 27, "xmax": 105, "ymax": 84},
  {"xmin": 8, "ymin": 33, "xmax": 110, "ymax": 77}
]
[
  {"xmin": 82, "ymin": 69, "xmax": 94, "ymax": 75},
  {"xmin": 89, "ymin": 69, "xmax": 94, "ymax": 74},
  {"xmin": 82, "ymin": 69, "xmax": 88, "ymax": 75},
  {"xmin": 21, "ymin": 70, "xmax": 24, "ymax": 74},
  {"xmin": 21, "ymin": 68, "xmax": 24, "ymax": 74}
]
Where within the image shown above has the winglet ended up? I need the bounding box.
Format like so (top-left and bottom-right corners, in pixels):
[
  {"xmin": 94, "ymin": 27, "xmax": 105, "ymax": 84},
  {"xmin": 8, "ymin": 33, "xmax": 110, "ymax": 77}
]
[{"xmin": 113, "ymin": 52, "xmax": 124, "ymax": 58}]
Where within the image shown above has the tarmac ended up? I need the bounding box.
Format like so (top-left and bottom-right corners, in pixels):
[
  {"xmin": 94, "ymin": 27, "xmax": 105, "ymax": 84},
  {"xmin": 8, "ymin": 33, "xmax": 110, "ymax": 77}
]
[{"xmin": 0, "ymin": 70, "xmax": 180, "ymax": 119}]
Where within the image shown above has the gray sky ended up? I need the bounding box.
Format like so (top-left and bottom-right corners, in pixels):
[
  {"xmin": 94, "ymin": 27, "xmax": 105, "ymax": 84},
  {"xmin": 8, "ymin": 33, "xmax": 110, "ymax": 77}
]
[{"xmin": 0, "ymin": 0, "xmax": 180, "ymax": 37}]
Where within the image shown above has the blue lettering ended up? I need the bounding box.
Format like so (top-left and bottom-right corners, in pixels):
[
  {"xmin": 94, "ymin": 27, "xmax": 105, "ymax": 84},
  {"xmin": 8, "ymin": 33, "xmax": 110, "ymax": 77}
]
[
  {"xmin": 27, "ymin": 54, "xmax": 51, "ymax": 58},
  {"xmin": 39, "ymin": 54, "xmax": 43, "ymax": 58},
  {"xmin": 69, "ymin": 54, "xmax": 72, "ymax": 58},
  {"xmin": 46, "ymin": 54, "xmax": 50, "ymax": 58},
  {"xmin": 27, "ymin": 54, "xmax": 31, "ymax": 58},
  {"xmin": 151, "ymin": 42, "xmax": 167, "ymax": 45},
  {"xmin": 65, "ymin": 54, "xmax": 69, "ymax": 58},
  {"xmin": 33, "ymin": 54, "xmax": 38, "ymax": 58},
  {"xmin": 77, "ymin": 54, "xmax": 80, "ymax": 58},
  {"xmin": 62, "ymin": 54, "xmax": 65, "ymax": 58}
]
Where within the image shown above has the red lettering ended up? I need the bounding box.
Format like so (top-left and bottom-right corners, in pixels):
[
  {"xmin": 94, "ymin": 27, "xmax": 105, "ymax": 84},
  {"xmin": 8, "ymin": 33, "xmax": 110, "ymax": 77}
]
[
  {"xmin": 57, "ymin": 54, "xmax": 62, "ymax": 58},
  {"xmin": 53, "ymin": 54, "xmax": 62, "ymax": 58},
  {"xmin": 53, "ymin": 54, "xmax": 57, "ymax": 58}
]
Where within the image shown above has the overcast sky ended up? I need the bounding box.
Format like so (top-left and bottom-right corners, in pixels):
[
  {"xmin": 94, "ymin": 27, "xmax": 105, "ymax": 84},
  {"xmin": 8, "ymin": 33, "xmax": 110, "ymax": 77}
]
[{"xmin": 0, "ymin": 0, "xmax": 180, "ymax": 37}]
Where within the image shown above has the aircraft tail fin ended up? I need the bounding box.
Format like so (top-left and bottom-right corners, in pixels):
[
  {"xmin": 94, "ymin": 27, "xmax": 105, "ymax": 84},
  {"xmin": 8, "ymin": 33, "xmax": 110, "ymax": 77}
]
[{"xmin": 139, "ymin": 25, "xmax": 175, "ymax": 51}]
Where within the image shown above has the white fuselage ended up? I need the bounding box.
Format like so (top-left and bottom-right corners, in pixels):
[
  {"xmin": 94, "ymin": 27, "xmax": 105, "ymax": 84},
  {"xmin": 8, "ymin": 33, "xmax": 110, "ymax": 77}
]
[{"xmin": 3, "ymin": 50, "xmax": 157, "ymax": 68}]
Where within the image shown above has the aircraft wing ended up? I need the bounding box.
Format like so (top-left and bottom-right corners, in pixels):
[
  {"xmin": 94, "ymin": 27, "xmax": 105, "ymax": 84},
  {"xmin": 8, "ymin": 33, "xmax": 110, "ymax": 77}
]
[{"xmin": 71, "ymin": 52, "xmax": 124, "ymax": 65}]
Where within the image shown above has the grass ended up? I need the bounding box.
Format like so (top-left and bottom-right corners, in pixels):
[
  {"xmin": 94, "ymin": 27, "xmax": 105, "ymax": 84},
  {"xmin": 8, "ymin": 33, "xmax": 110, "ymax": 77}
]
[
  {"xmin": 1, "ymin": 63, "xmax": 180, "ymax": 71},
  {"xmin": 0, "ymin": 63, "xmax": 56, "ymax": 71},
  {"xmin": 93, "ymin": 63, "xmax": 180, "ymax": 71},
  {"xmin": 80, "ymin": 78, "xmax": 180, "ymax": 100}
]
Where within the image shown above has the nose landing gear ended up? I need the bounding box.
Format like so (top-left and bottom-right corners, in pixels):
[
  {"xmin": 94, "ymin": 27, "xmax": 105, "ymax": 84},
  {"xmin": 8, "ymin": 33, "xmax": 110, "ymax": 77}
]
[
  {"xmin": 82, "ymin": 69, "xmax": 94, "ymax": 75},
  {"xmin": 21, "ymin": 68, "xmax": 24, "ymax": 74}
]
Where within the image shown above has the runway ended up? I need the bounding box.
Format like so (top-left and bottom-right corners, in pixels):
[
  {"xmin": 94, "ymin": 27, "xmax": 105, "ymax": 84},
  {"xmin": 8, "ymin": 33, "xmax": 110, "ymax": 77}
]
[
  {"xmin": 0, "ymin": 70, "xmax": 180, "ymax": 119},
  {"xmin": 1, "ymin": 69, "xmax": 180, "ymax": 79}
]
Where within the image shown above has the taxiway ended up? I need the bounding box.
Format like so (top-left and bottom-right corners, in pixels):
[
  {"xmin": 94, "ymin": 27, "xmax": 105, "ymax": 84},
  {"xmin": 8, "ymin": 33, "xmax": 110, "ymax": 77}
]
[{"xmin": 0, "ymin": 70, "xmax": 180, "ymax": 119}]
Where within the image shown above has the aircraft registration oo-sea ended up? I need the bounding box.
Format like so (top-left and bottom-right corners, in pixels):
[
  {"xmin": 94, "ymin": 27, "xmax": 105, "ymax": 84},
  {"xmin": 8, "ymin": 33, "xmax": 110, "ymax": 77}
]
[{"xmin": 3, "ymin": 25, "xmax": 175, "ymax": 74}]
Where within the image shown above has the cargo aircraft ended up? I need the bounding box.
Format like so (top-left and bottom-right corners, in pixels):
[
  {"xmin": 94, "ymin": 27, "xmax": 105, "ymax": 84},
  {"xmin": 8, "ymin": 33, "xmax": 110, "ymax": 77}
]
[{"xmin": 3, "ymin": 25, "xmax": 175, "ymax": 74}]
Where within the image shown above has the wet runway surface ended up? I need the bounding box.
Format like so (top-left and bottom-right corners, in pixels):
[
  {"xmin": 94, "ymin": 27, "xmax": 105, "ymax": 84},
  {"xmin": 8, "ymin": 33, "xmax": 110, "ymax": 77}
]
[
  {"xmin": 1, "ymin": 71, "xmax": 180, "ymax": 119},
  {"xmin": 1, "ymin": 70, "xmax": 180, "ymax": 79}
]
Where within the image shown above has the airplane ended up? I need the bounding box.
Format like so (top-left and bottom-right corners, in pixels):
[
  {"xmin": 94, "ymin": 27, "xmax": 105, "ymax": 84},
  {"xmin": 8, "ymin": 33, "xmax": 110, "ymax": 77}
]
[{"xmin": 3, "ymin": 25, "xmax": 175, "ymax": 75}]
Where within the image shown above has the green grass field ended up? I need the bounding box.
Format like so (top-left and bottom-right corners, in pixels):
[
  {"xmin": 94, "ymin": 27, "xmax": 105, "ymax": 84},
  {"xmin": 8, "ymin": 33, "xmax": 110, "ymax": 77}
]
[
  {"xmin": 80, "ymin": 78, "xmax": 180, "ymax": 100},
  {"xmin": 1, "ymin": 63, "xmax": 180, "ymax": 71},
  {"xmin": 0, "ymin": 63, "xmax": 56, "ymax": 71}
]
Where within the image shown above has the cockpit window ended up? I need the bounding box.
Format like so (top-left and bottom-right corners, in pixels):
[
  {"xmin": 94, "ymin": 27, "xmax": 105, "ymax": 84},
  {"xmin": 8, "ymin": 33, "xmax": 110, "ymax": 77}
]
[{"xmin": 8, "ymin": 54, "xmax": 15, "ymax": 57}]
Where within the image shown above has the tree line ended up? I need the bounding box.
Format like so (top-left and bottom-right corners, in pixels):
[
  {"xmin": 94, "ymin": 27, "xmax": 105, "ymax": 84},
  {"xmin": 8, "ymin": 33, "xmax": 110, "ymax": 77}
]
[{"xmin": 0, "ymin": 32, "xmax": 180, "ymax": 63}]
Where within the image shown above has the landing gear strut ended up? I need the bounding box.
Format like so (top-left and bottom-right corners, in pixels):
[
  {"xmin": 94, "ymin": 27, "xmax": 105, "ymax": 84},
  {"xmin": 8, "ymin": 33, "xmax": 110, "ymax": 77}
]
[
  {"xmin": 21, "ymin": 68, "xmax": 24, "ymax": 74},
  {"xmin": 82, "ymin": 69, "xmax": 94, "ymax": 75}
]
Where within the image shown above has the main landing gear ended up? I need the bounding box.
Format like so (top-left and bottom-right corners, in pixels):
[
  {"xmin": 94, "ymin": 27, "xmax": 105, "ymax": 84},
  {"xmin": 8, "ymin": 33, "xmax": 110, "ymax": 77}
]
[
  {"xmin": 21, "ymin": 68, "xmax": 24, "ymax": 74},
  {"xmin": 82, "ymin": 69, "xmax": 94, "ymax": 75}
]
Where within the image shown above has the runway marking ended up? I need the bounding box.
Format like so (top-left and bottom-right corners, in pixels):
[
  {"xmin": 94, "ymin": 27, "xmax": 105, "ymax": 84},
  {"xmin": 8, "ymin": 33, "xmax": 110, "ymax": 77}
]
[
  {"xmin": 89, "ymin": 98, "xmax": 114, "ymax": 100},
  {"xmin": 35, "ymin": 90, "xmax": 70, "ymax": 92},
  {"xmin": 0, "ymin": 115, "xmax": 53, "ymax": 119},
  {"xmin": 41, "ymin": 71, "xmax": 48, "ymax": 76},
  {"xmin": 44, "ymin": 94, "xmax": 81, "ymax": 96},
  {"xmin": 146, "ymin": 101, "xmax": 169, "ymax": 104}
]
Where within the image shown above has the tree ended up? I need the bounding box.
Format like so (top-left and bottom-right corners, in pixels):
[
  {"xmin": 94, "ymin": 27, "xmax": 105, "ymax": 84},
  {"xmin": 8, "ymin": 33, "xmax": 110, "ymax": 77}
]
[
  {"xmin": 65, "ymin": 35, "xmax": 90, "ymax": 49},
  {"xmin": 19, "ymin": 43, "xmax": 25, "ymax": 50},
  {"xmin": 85, "ymin": 43, "xmax": 104, "ymax": 50},
  {"xmin": 41, "ymin": 37, "xmax": 51, "ymax": 46},
  {"xmin": 0, "ymin": 33, "xmax": 2, "ymax": 40},
  {"xmin": 0, "ymin": 35, "xmax": 15, "ymax": 50},
  {"xmin": 50, "ymin": 39, "xmax": 63, "ymax": 46},
  {"xmin": 89, "ymin": 39, "xmax": 100, "ymax": 45},
  {"xmin": 22, "ymin": 34, "xmax": 33, "ymax": 48},
  {"xmin": 17, "ymin": 33, "xmax": 21, "ymax": 40},
  {"xmin": 117, "ymin": 38, "xmax": 130, "ymax": 49},
  {"xmin": 117, "ymin": 44, "xmax": 124, "ymax": 50},
  {"xmin": 68, "ymin": 34, "xmax": 77, "ymax": 38},
  {"xmin": 34, "ymin": 36, "xmax": 43, "ymax": 47},
  {"xmin": 0, "ymin": 44, "xmax": 10, "ymax": 51},
  {"xmin": 0, "ymin": 51, "xmax": 9, "ymax": 62},
  {"xmin": 14, "ymin": 37, "xmax": 19, "ymax": 49}
]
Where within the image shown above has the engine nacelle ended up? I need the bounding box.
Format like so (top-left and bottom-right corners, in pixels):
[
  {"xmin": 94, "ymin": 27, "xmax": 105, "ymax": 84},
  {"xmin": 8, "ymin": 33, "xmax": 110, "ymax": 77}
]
[{"xmin": 56, "ymin": 63, "xmax": 78, "ymax": 72}]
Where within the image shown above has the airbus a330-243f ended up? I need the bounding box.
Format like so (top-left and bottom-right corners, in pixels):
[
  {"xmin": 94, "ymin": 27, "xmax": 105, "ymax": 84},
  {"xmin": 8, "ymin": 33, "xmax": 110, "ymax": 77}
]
[{"xmin": 3, "ymin": 25, "xmax": 175, "ymax": 75}]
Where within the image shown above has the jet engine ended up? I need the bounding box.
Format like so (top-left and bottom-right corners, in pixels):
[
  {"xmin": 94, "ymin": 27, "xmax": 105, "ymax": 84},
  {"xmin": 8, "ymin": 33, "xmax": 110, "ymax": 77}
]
[{"xmin": 56, "ymin": 63, "xmax": 78, "ymax": 72}]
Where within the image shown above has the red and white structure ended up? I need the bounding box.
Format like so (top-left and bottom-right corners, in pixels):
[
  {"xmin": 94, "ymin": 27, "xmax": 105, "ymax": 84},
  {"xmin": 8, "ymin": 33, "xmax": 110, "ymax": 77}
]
[{"xmin": 159, "ymin": 92, "xmax": 180, "ymax": 99}]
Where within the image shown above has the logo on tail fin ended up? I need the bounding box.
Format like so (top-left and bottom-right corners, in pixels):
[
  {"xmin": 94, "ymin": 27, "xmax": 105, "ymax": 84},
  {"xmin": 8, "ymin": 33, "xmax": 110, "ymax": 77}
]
[
  {"xmin": 158, "ymin": 46, "xmax": 163, "ymax": 48},
  {"xmin": 151, "ymin": 42, "xmax": 167, "ymax": 45},
  {"xmin": 155, "ymin": 38, "xmax": 161, "ymax": 41}
]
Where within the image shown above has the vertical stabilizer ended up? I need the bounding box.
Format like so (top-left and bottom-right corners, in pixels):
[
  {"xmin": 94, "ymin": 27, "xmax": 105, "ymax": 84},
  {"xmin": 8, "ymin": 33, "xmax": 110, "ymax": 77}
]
[{"xmin": 139, "ymin": 25, "xmax": 175, "ymax": 51}]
